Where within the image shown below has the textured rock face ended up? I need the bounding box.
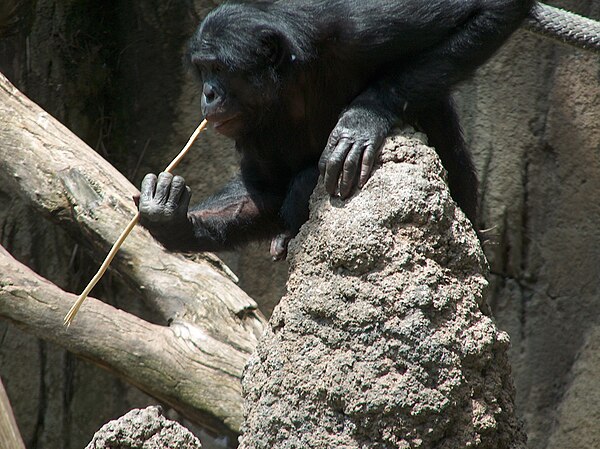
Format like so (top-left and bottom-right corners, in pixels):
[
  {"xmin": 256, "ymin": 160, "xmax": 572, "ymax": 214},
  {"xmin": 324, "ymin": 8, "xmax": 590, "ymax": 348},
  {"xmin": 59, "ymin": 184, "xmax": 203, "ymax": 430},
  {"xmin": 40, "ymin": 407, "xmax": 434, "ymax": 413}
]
[
  {"xmin": 85, "ymin": 406, "xmax": 202, "ymax": 449},
  {"xmin": 456, "ymin": 5, "xmax": 600, "ymax": 446},
  {"xmin": 239, "ymin": 131, "xmax": 525, "ymax": 449}
]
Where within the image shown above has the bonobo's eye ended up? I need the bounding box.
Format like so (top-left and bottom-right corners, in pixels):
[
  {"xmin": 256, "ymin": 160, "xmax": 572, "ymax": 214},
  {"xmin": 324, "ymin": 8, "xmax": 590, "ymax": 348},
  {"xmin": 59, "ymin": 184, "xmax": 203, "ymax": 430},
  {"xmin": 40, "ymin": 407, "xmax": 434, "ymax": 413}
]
[{"xmin": 258, "ymin": 31, "xmax": 285, "ymax": 67}]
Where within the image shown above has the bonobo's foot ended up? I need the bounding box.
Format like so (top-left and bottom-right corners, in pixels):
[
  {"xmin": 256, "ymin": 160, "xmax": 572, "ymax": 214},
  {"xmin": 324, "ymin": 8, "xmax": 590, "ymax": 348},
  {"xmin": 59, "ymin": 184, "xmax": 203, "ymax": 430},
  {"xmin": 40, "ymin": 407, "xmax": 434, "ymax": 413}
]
[{"xmin": 270, "ymin": 232, "xmax": 293, "ymax": 261}]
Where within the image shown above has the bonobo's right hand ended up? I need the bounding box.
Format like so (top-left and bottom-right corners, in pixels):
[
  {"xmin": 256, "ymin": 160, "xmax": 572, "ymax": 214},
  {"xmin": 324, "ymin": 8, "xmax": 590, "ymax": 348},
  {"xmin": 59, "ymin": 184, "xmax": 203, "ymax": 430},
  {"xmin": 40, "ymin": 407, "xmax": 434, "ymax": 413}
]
[{"xmin": 137, "ymin": 172, "xmax": 192, "ymax": 229}]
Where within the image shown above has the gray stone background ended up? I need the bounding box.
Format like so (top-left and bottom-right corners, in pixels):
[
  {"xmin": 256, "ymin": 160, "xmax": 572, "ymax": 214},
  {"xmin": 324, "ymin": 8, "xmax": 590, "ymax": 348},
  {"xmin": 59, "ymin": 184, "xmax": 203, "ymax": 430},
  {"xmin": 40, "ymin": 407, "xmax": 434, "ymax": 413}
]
[{"xmin": 0, "ymin": 0, "xmax": 598, "ymax": 448}]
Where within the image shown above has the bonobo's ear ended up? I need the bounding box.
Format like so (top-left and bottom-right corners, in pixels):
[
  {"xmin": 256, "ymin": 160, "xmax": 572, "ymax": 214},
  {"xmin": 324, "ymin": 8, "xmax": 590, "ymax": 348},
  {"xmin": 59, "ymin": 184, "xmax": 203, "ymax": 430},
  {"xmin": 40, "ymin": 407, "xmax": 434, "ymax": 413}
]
[{"xmin": 258, "ymin": 30, "xmax": 288, "ymax": 67}]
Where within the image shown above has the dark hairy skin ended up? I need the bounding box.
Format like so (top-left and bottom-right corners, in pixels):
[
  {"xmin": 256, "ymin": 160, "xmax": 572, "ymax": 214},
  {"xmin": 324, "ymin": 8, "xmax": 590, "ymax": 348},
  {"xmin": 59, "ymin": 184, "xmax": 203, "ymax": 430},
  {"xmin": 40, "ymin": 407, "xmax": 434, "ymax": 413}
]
[{"xmin": 138, "ymin": 0, "xmax": 535, "ymax": 259}]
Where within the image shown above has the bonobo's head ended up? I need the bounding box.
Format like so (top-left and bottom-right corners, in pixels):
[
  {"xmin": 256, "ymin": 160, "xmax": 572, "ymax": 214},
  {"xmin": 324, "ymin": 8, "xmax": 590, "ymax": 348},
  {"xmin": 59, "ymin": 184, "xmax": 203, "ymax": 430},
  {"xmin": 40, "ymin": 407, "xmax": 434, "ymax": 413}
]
[{"xmin": 187, "ymin": 3, "xmax": 308, "ymax": 138}]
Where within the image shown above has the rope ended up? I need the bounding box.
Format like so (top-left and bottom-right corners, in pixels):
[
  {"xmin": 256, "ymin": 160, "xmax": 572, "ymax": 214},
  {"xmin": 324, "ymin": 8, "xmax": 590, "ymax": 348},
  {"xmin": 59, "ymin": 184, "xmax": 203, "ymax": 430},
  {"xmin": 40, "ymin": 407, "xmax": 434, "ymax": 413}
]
[{"xmin": 526, "ymin": 3, "xmax": 600, "ymax": 54}]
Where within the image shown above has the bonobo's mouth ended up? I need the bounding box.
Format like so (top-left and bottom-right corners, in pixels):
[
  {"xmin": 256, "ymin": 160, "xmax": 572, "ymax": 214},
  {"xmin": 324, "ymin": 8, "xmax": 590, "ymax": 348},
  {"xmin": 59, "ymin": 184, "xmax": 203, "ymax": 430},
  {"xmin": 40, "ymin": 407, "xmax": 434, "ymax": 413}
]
[{"xmin": 206, "ymin": 113, "xmax": 242, "ymax": 136}]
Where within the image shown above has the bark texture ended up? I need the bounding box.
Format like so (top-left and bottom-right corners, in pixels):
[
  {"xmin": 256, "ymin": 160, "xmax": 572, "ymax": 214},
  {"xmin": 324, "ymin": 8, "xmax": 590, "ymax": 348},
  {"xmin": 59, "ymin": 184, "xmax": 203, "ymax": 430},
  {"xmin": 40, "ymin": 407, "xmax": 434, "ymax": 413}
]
[{"xmin": 239, "ymin": 131, "xmax": 526, "ymax": 449}]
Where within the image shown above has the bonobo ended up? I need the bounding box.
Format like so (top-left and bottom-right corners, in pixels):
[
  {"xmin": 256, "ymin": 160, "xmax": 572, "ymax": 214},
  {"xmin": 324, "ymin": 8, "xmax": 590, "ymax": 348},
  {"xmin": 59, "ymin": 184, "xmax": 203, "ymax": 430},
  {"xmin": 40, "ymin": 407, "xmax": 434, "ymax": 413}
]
[{"xmin": 138, "ymin": 0, "xmax": 534, "ymax": 259}]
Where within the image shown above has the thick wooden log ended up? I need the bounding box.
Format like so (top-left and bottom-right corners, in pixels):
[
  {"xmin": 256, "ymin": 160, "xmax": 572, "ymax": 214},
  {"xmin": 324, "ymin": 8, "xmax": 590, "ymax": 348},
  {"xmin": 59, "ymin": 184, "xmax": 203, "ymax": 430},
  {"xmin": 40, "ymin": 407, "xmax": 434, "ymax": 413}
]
[{"xmin": 0, "ymin": 245, "xmax": 241, "ymax": 440}]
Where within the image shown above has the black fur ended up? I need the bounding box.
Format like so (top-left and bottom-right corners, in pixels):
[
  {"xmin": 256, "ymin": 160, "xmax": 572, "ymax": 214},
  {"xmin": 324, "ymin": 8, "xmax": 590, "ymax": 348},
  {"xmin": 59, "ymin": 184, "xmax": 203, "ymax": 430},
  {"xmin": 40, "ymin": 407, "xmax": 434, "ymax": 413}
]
[{"xmin": 138, "ymin": 0, "xmax": 534, "ymax": 258}]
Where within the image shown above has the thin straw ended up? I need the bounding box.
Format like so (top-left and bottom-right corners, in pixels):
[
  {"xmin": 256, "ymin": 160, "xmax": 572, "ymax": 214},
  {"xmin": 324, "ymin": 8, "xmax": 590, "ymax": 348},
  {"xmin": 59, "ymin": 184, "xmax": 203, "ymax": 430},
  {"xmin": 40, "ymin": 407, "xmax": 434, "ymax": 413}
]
[{"xmin": 64, "ymin": 119, "xmax": 209, "ymax": 327}]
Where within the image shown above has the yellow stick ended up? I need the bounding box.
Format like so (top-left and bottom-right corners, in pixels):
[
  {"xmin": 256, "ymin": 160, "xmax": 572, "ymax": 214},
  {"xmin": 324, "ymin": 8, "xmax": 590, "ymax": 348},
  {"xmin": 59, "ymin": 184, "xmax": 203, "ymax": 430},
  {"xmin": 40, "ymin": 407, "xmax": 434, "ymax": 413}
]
[{"xmin": 64, "ymin": 119, "xmax": 209, "ymax": 327}]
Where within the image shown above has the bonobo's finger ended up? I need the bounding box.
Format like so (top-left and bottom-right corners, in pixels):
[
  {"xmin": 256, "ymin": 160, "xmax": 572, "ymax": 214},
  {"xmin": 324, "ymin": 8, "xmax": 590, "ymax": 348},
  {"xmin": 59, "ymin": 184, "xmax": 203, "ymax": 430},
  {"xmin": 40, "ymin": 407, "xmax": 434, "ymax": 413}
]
[
  {"xmin": 324, "ymin": 138, "xmax": 352, "ymax": 195},
  {"xmin": 140, "ymin": 173, "xmax": 158, "ymax": 203},
  {"xmin": 179, "ymin": 186, "xmax": 192, "ymax": 212},
  {"xmin": 154, "ymin": 172, "xmax": 174, "ymax": 204},
  {"xmin": 318, "ymin": 153, "xmax": 328, "ymax": 177},
  {"xmin": 132, "ymin": 193, "xmax": 140, "ymax": 207},
  {"xmin": 167, "ymin": 175, "xmax": 186, "ymax": 208},
  {"xmin": 339, "ymin": 143, "xmax": 363, "ymax": 198},
  {"xmin": 319, "ymin": 133, "xmax": 339, "ymax": 176},
  {"xmin": 359, "ymin": 144, "xmax": 377, "ymax": 188}
]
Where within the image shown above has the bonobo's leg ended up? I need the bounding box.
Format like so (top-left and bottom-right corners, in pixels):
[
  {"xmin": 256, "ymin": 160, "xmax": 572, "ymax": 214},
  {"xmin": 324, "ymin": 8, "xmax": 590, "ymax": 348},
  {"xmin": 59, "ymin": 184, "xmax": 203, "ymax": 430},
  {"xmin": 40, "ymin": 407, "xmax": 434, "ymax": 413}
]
[
  {"xmin": 138, "ymin": 172, "xmax": 284, "ymax": 252},
  {"xmin": 414, "ymin": 96, "xmax": 478, "ymax": 224},
  {"xmin": 270, "ymin": 166, "xmax": 319, "ymax": 260}
]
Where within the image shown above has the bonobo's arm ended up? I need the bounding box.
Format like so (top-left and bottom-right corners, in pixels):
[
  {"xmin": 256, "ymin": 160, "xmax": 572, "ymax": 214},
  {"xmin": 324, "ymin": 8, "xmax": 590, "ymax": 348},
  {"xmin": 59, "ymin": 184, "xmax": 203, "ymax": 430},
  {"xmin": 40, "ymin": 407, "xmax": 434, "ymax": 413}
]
[
  {"xmin": 354, "ymin": 0, "xmax": 534, "ymax": 115},
  {"xmin": 138, "ymin": 172, "xmax": 283, "ymax": 252},
  {"xmin": 321, "ymin": 0, "xmax": 534, "ymax": 197}
]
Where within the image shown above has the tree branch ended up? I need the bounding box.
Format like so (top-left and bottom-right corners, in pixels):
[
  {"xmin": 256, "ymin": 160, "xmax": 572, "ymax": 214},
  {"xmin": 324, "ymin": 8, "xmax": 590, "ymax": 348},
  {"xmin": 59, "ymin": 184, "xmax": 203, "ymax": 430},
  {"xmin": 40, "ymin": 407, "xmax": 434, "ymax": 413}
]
[{"xmin": 0, "ymin": 245, "xmax": 241, "ymax": 439}]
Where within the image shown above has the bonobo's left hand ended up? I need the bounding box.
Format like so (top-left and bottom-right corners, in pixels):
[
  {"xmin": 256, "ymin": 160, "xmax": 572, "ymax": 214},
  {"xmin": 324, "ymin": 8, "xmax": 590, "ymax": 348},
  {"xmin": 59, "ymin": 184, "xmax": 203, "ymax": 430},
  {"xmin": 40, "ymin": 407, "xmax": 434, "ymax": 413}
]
[{"xmin": 319, "ymin": 107, "xmax": 391, "ymax": 198}]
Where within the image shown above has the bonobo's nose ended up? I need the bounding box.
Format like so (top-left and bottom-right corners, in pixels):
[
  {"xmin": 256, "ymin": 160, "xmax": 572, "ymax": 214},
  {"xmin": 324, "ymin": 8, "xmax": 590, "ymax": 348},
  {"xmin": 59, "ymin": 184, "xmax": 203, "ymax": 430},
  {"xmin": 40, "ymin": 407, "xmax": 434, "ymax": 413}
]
[
  {"xmin": 203, "ymin": 83, "xmax": 216, "ymax": 103},
  {"xmin": 201, "ymin": 82, "xmax": 223, "ymax": 117}
]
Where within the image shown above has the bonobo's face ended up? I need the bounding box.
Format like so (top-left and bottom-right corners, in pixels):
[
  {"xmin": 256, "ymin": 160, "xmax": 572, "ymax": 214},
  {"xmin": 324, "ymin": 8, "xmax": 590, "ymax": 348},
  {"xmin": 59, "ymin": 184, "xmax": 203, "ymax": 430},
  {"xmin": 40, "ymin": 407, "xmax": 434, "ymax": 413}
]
[{"xmin": 187, "ymin": 5, "xmax": 290, "ymax": 139}]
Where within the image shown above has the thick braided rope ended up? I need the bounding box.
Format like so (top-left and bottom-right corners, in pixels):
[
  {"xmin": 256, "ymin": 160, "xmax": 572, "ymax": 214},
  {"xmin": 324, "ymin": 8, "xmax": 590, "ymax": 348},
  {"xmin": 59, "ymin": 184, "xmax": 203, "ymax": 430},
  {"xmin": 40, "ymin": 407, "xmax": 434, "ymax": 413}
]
[{"xmin": 526, "ymin": 3, "xmax": 600, "ymax": 53}]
